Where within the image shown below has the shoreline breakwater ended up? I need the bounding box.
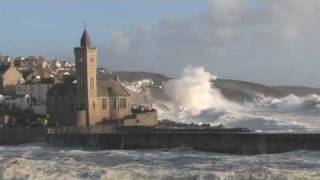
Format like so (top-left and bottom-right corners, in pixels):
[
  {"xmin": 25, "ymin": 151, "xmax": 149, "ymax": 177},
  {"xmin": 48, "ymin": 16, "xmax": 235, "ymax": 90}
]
[{"xmin": 0, "ymin": 127, "xmax": 319, "ymax": 154}]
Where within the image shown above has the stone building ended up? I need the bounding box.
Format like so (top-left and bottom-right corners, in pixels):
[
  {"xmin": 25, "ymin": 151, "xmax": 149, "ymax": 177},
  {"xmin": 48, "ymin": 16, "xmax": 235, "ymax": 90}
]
[
  {"xmin": 47, "ymin": 29, "xmax": 131, "ymax": 127},
  {"xmin": 0, "ymin": 62, "xmax": 24, "ymax": 94},
  {"xmin": 47, "ymin": 83, "xmax": 77, "ymax": 126},
  {"xmin": 15, "ymin": 78, "xmax": 55, "ymax": 115}
]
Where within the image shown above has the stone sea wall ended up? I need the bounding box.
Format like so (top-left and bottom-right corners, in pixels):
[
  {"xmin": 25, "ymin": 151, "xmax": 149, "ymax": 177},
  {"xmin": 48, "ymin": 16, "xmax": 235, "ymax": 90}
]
[
  {"xmin": 0, "ymin": 128, "xmax": 46, "ymax": 145},
  {"xmin": 46, "ymin": 132, "xmax": 320, "ymax": 154},
  {"xmin": 0, "ymin": 127, "xmax": 320, "ymax": 154}
]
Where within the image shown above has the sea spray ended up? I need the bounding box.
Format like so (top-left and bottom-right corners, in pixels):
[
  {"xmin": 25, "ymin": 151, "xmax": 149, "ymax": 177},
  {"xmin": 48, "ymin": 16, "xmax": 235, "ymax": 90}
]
[
  {"xmin": 162, "ymin": 66, "xmax": 231, "ymax": 115},
  {"xmin": 253, "ymin": 94, "xmax": 320, "ymax": 112},
  {"xmin": 1, "ymin": 145, "xmax": 320, "ymax": 179},
  {"xmin": 122, "ymin": 66, "xmax": 320, "ymax": 132}
]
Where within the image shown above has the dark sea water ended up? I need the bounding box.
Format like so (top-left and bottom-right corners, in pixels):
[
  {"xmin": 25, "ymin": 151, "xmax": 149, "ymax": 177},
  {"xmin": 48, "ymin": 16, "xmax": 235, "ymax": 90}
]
[{"xmin": 0, "ymin": 144, "xmax": 319, "ymax": 180}]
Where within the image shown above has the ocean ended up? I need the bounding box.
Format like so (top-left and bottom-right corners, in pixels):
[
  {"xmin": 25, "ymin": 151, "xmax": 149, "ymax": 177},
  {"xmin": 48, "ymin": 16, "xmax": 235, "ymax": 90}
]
[
  {"xmin": 143, "ymin": 67, "xmax": 320, "ymax": 133},
  {"xmin": 3, "ymin": 66, "xmax": 320, "ymax": 179},
  {"xmin": 0, "ymin": 144, "xmax": 319, "ymax": 180}
]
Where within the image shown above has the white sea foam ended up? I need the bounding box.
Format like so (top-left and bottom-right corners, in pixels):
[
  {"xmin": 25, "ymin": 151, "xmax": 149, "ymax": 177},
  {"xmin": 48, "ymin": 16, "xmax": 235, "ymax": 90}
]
[
  {"xmin": 123, "ymin": 66, "xmax": 320, "ymax": 132},
  {"xmin": 161, "ymin": 66, "xmax": 239, "ymax": 115},
  {"xmin": 253, "ymin": 94, "xmax": 320, "ymax": 112},
  {"xmin": 121, "ymin": 79, "xmax": 154, "ymax": 93},
  {"xmin": 0, "ymin": 145, "xmax": 319, "ymax": 180}
]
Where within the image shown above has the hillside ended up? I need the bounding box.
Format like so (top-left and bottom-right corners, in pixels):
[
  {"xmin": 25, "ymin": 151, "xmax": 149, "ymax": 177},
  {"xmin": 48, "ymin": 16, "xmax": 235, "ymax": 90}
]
[
  {"xmin": 112, "ymin": 71, "xmax": 170, "ymax": 85},
  {"xmin": 113, "ymin": 71, "xmax": 320, "ymax": 103},
  {"xmin": 274, "ymin": 86, "xmax": 320, "ymax": 96},
  {"xmin": 214, "ymin": 79, "xmax": 288, "ymax": 97}
]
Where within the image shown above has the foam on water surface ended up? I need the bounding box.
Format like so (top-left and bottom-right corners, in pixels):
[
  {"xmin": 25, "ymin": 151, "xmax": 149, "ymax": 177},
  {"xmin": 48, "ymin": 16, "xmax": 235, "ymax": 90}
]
[
  {"xmin": 4, "ymin": 66, "xmax": 315, "ymax": 179},
  {"xmin": 123, "ymin": 66, "xmax": 320, "ymax": 132},
  {"xmin": 0, "ymin": 145, "xmax": 319, "ymax": 179}
]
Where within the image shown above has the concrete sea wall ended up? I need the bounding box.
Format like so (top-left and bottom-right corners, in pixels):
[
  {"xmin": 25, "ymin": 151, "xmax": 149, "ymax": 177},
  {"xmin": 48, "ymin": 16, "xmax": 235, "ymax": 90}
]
[
  {"xmin": 46, "ymin": 132, "xmax": 320, "ymax": 154},
  {"xmin": 0, "ymin": 128, "xmax": 46, "ymax": 145},
  {"xmin": 0, "ymin": 127, "xmax": 319, "ymax": 154}
]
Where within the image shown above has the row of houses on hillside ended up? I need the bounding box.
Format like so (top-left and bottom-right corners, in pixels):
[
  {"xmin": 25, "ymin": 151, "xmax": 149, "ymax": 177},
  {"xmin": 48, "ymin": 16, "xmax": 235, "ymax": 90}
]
[
  {"xmin": 0, "ymin": 29, "xmax": 158, "ymax": 128},
  {"xmin": 0, "ymin": 56, "xmax": 109, "ymax": 116}
]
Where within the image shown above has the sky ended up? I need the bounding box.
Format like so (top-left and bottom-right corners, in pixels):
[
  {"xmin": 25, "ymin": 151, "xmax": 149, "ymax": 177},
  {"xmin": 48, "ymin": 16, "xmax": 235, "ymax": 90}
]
[{"xmin": 1, "ymin": 0, "xmax": 320, "ymax": 87}]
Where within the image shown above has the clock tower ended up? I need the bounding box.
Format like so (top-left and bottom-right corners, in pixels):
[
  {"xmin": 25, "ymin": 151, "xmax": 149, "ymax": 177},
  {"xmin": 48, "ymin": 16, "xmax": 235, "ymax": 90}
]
[{"xmin": 74, "ymin": 29, "xmax": 98, "ymax": 126}]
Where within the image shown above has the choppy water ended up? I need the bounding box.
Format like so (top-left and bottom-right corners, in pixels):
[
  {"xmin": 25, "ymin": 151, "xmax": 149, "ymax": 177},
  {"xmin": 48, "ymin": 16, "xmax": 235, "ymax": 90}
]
[
  {"xmin": 125, "ymin": 67, "xmax": 320, "ymax": 133},
  {"xmin": 2, "ymin": 67, "xmax": 319, "ymax": 179},
  {"xmin": 0, "ymin": 144, "xmax": 319, "ymax": 180}
]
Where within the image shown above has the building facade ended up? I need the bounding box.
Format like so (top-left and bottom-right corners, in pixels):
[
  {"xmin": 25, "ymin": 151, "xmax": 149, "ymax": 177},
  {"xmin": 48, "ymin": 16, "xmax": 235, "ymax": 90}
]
[
  {"xmin": 0, "ymin": 62, "xmax": 25, "ymax": 94},
  {"xmin": 47, "ymin": 83, "xmax": 77, "ymax": 126},
  {"xmin": 47, "ymin": 30, "xmax": 131, "ymax": 127},
  {"xmin": 16, "ymin": 78, "xmax": 54, "ymax": 115}
]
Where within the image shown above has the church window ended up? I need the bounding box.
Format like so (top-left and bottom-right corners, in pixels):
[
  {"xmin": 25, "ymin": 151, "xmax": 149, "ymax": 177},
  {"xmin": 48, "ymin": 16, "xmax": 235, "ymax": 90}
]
[
  {"xmin": 120, "ymin": 98, "xmax": 126, "ymax": 109},
  {"xmin": 112, "ymin": 98, "xmax": 117, "ymax": 109},
  {"xmin": 102, "ymin": 98, "xmax": 107, "ymax": 109},
  {"xmin": 90, "ymin": 57, "xmax": 94, "ymax": 63},
  {"xmin": 93, "ymin": 101, "xmax": 95, "ymax": 110},
  {"xmin": 90, "ymin": 76, "xmax": 94, "ymax": 93}
]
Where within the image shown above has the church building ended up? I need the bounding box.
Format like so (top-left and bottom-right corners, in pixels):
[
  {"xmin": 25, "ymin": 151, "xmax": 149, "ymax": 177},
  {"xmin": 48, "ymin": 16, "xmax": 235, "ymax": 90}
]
[{"xmin": 47, "ymin": 29, "xmax": 131, "ymax": 127}]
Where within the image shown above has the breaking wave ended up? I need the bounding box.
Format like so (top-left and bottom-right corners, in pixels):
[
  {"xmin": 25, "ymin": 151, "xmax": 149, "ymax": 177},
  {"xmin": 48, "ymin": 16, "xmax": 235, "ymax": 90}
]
[
  {"xmin": 161, "ymin": 66, "xmax": 241, "ymax": 115},
  {"xmin": 124, "ymin": 66, "xmax": 320, "ymax": 132},
  {"xmin": 253, "ymin": 94, "xmax": 320, "ymax": 112}
]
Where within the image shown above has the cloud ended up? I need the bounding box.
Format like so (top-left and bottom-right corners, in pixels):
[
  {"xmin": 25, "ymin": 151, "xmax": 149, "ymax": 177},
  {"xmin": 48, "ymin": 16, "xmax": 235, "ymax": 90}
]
[{"xmin": 106, "ymin": 0, "xmax": 320, "ymax": 87}]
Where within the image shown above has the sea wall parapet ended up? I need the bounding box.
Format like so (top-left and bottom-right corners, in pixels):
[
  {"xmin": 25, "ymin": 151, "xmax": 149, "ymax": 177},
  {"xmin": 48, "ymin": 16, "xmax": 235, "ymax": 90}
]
[
  {"xmin": 0, "ymin": 127, "xmax": 319, "ymax": 155},
  {"xmin": 46, "ymin": 131, "xmax": 320, "ymax": 154},
  {"xmin": 0, "ymin": 128, "xmax": 46, "ymax": 144}
]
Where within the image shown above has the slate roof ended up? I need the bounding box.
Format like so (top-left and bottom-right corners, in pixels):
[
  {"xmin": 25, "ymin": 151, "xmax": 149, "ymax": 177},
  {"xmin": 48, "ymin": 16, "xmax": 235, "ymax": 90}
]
[
  {"xmin": 97, "ymin": 80, "xmax": 130, "ymax": 97},
  {"xmin": 24, "ymin": 77, "xmax": 55, "ymax": 84},
  {"xmin": 47, "ymin": 80, "xmax": 129, "ymax": 97},
  {"xmin": 81, "ymin": 30, "xmax": 91, "ymax": 47},
  {"xmin": 47, "ymin": 83, "xmax": 76, "ymax": 96},
  {"xmin": 19, "ymin": 68, "xmax": 34, "ymax": 79}
]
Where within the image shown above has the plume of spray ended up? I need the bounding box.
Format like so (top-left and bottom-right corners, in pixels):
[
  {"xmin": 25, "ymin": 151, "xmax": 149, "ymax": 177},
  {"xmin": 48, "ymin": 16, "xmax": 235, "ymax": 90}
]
[
  {"xmin": 122, "ymin": 66, "xmax": 320, "ymax": 131},
  {"xmin": 159, "ymin": 66, "xmax": 240, "ymax": 118},
  {"xmin": 152, "ymin": 66, "xmax": 320, "ymax": 131}
]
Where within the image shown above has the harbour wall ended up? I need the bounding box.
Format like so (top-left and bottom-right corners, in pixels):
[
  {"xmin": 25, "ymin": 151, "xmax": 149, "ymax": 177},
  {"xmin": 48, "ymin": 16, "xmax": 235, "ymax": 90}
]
[
  {"xmin": 0, "ymin": 128, "xmax": 46, "ymax": 145},
  {"xmin": 46, "ymin": 132, "xmax": 320, "ymax": 154},
  {"xmin": 0, "ymin": 128, "xmax": 319, "ymax": 154}
]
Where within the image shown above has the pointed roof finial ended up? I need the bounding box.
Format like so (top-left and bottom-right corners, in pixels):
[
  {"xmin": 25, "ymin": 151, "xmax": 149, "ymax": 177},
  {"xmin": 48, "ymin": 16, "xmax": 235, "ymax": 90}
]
[
  {"xmin": 84, "ymin": 21, "xmax": 87, "ymax": 30},
  {"xmin": 81, "ymin": 22, "xmax": 91, "ymax": 47}
]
